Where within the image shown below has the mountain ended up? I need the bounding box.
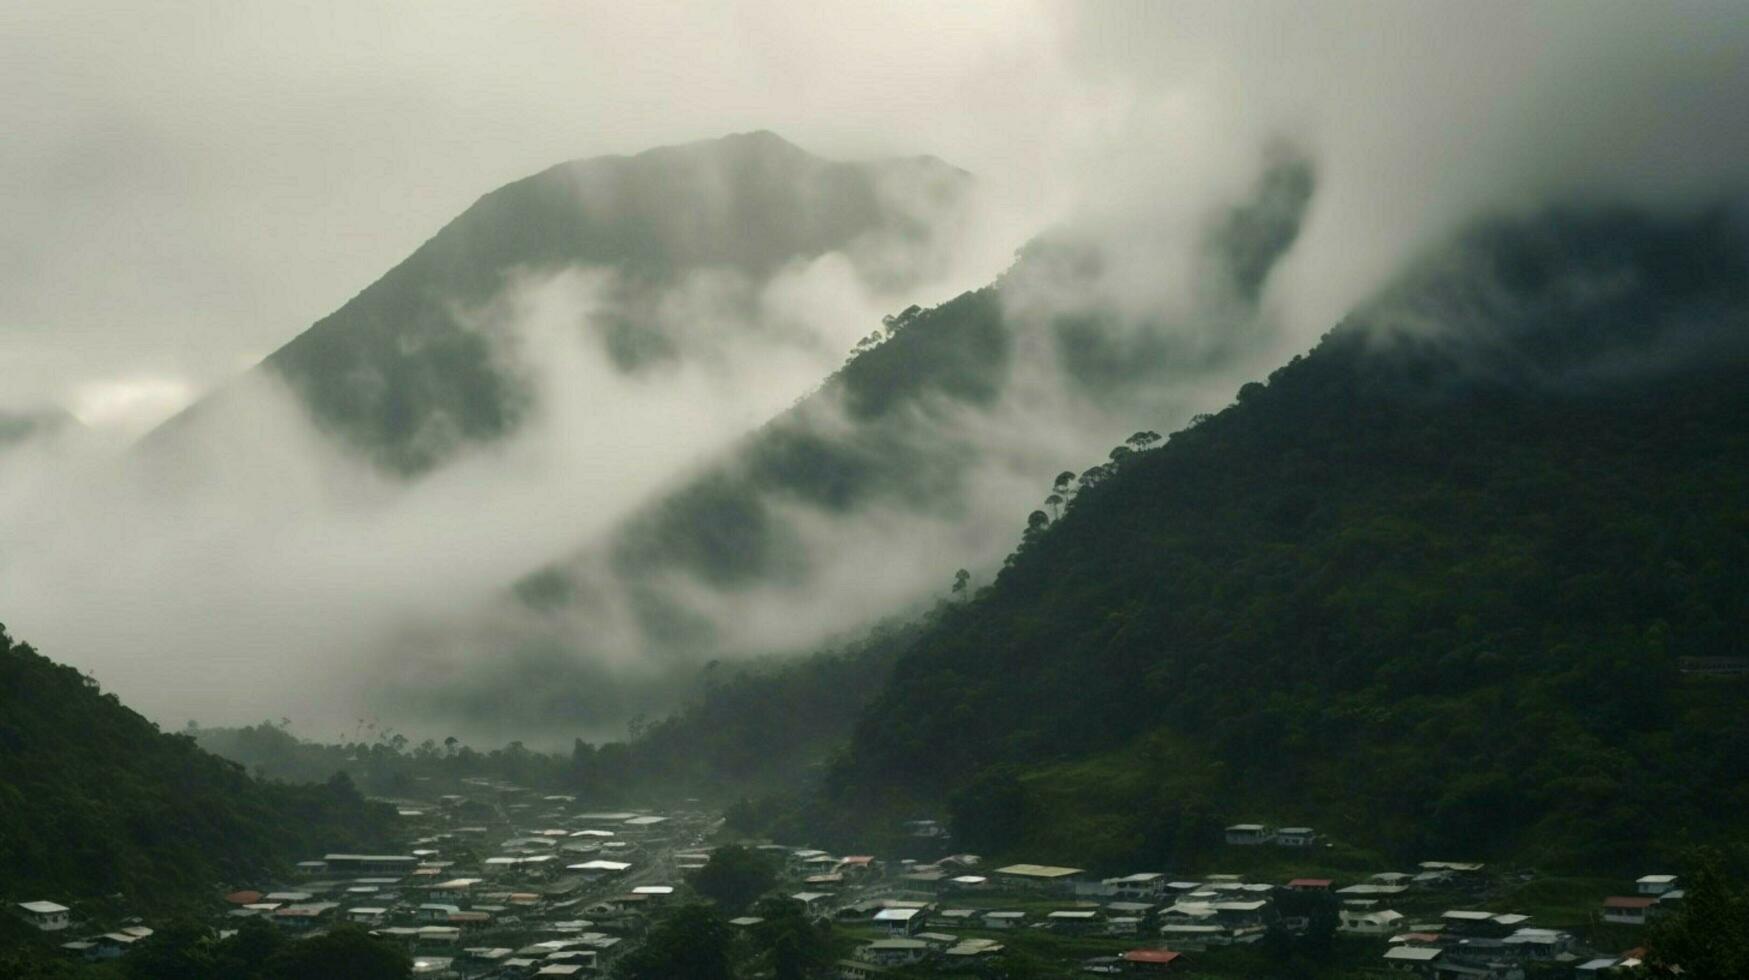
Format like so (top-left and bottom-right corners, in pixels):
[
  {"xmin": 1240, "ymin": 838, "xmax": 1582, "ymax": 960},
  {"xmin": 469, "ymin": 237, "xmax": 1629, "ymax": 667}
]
[
  {"xmin": 162, "ymin": 131, "xmax": 973, "ymax": 474},
  {"xmin": 740, "ymin": 206, "xmax": 1749, "ymax": 872},
  {"xmin": 402, "ymin": 151, "xmax": 1319, "ymax": 733},
  {"xmin": 0, "ymin": 624, "xmax": 399, "ymax": 910}
]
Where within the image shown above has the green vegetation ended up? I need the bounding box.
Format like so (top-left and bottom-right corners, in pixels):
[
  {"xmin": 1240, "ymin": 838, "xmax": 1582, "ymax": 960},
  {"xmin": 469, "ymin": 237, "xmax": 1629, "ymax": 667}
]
[
  {"xmin": 689, "ymin": 845, "xmax": 779, "ymax": 916},
  {"xmin": 1647, "ymin": 848, "xmax": 1749, "ymax": 979},
  {"xmin": 717, "ymin": 207, "xmax": 1749, "ymax": 874},
  {"xmin": 0, "ymin": 626, "xmax": 399, "ymax": 915}
]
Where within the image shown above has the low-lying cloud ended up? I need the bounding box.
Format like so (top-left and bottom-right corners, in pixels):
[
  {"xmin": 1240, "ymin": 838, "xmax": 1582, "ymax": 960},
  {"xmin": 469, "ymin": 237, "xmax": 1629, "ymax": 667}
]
[{"xmin": 3, "ymin": 1, "xmax": 1747, "ymax": 746}]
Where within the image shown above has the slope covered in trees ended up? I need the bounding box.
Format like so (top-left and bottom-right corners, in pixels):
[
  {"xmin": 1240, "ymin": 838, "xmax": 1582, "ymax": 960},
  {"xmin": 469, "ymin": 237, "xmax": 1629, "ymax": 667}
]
[
  {"xmin": 0, "ymin": 625, "xmax": 399, "ymax": 911},
  {"xmin": 808, "ymin": 207, "xmax": 1749, "ymax": 872}
]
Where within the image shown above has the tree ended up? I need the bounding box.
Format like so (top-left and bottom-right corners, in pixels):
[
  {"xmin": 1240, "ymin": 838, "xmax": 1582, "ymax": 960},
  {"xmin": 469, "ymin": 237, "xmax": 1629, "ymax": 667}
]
[
  {"xmin": 1044, "ymin": 493, "xmax": 1064, "ymax": 520},
  {"xmin": 123, "ymin": 919, "xmax": 216, "ymax": 980},
  {"xmin": 260, "ymin": 926, "xmax": 410, "ymax": 980},
  {"xmin": 690, "ymin": 844, "xmax": 778, "ymax": 915},
  {"xmin": 952, "ymin": 568, "xmax": 971, "ymax": 597},
  {"xmin": 1125, "ymin": 430, "xmax": 1162, "ymax": 452},
  {"xmin": 1647, "ymin": 848, "xmax": 1749, "ymax": 979},
  {"xmin": 614, "ymin": 904, "xmax": 734, "ymax": 980},
  {"xmin": 948, "ymin": 765, "xmax": 1031, "ymax": 854},
  {"xmin": 1053, "ymin": 470, "xmax": 1077, "ymax": 496},
  {"xmin": 750, "ymin": 896, "xmax": 836, "ymax": 980}
]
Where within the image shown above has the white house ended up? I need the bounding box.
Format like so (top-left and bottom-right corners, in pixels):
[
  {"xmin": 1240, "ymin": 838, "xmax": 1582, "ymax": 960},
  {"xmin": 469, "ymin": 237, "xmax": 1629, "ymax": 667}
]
[
  {"xmin": 992, "ymin": 863, "xmax": 1085, "ymax": 891},
  {"xmin": 17, "ymin": 901, "xmax": 70, "ymax": 932},
  {"xmin": 1104, "ymin": 873, "xmax": 1167, "ymax": 899},
  {"xmin": 1224, "ymin": 824, "xmax": 1273, "ymax": 845},
  {"xmin": 1382, "ymin": 945, "xmax": 1441, "ymax": 973},
  {"xmin": 858, "ymin": 938, "xmax": 930, "ymax": 966},
  {"xmin": 1274, "ymin": 827, "xmax": 1317, "ymax": 847},
  {"xmin": 1339, "ymin": 908, "xmax": 1405, "ymax": 936},
  {"xmin": 1045, "ymin": 909, "xmax": 1102, "ymax": 933},
  {"xmin": 1636, "ymin": 874, "xmax": 1678, "ymax": 896},
  {"xmin": 1603, "ymin": 896, "xmax": 1656, "ymax": 926},
  {"xmin": 872, "ymin": 907, "xmax": 924, "ymax": 935}
]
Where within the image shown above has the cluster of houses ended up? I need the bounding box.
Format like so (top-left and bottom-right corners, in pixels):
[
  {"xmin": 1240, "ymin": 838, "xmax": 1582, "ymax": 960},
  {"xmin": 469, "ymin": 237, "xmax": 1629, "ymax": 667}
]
[
  {"xmin": 11, "ymin": 902, "xmax": 157, "ymax": 963},
  {"xmin": 12, "ymin": 789, "xmax": 1694, "ymax": 980},
  {"xmin": 723, "ymin": 827, "xmax": 1680, "ymax": 980},
  {"xmin": 16, "ymin": 781, "xmax": 713, "ymax": 979}
]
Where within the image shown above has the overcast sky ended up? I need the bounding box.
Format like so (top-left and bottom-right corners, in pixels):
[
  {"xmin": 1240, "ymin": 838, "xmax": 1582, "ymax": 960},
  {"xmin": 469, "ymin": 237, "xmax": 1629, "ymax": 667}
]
[{"xmin": 6, "ymin": 1, "xmax": 1748, "ymax": 433}]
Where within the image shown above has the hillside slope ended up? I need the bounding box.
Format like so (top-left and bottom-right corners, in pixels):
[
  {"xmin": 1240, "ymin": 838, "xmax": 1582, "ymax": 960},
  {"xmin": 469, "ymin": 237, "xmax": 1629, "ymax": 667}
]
[
  {"xmin": 431, "ymin": 152, "xmax": 1317, "ymax": 733},
  {"xmin": 818, "ymin": 207, "xmax": 1749, "ymax": 872},
  {"xmin": 161, "ymin": 131, "xmax": 971, "ymax": 473},
  {"xmin": 0, "ymin": 625, "xmax": 398, "ymax": 909}
]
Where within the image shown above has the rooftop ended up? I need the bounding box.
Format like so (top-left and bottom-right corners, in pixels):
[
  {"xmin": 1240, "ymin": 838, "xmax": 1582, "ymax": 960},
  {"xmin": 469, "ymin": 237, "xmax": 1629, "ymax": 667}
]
[{"xmin": 994, "ymin": 863, "xmax": 1084, "ymax": 879}]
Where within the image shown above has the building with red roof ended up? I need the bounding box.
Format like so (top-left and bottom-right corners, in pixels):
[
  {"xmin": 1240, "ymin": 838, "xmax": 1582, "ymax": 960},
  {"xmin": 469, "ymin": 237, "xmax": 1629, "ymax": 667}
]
[
  {"xmin": 1121, "ymin": 948, "xmax": 1182, "ymax": 971},
  {"xmin": 1287, "ymin": 878, "xmax": 1333, "ymax": 891},
  {"xmin": 1602, "ymin": 896, "xmax": 1657, "ymax": 925}
]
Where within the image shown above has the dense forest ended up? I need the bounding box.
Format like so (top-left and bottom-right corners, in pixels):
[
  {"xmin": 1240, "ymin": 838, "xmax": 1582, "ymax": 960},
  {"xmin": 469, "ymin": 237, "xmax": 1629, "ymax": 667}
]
[
  {"xmin": 730, "ymin": 207, "xmax": 1749, "ymax": 873},
  {"xmin": 0, "ymin": 627, "xmax": 400, "ymax": 914}
]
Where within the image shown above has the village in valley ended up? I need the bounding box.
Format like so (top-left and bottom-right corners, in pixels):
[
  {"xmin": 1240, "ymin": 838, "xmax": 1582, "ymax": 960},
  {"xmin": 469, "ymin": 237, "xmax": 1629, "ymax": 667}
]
[{"xmin": 13, "ymin": 782, "xmax": 1681, "ymax": 979}]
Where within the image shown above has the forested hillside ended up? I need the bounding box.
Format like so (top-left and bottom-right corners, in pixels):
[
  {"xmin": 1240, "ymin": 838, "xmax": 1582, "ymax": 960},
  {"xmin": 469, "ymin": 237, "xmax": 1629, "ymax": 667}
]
[
  {"xmin": 798, "ymin": 207, "xmax": 1749, "ymax": 872},
  {"xmin": 0, "ymin": 626, "xmax": 399, "ymax": 910}
]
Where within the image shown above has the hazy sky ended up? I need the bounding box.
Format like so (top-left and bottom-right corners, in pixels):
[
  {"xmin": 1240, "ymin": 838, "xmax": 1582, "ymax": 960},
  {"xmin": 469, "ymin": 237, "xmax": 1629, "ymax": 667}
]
[{"xmin": 6, "ymin": 1, "xmax": 1747, "ymax": 432}]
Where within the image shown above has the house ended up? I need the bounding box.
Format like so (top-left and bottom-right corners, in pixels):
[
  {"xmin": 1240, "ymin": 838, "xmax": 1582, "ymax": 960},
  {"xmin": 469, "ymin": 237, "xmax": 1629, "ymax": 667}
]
[
  {"xmin": 1602, "ymin": 896, "xmax": 1656, "ymax": 926},
  {"xmin": 858, "ymin": 938, "xmax": 929, "ymax": 966},
  {"xmin": 1224, "ymin": 824, "xmax": 1273, "ymax": 845},
  {"xmin": 1339, "ymin": 908, "xmax": 1405, "ymax": 936},
  {"xmin": 1121, "ymin": 949, "xmax": 1183, "ymax": 972},
  {"xmin": 1209, "ymin": 900, "xmax": 1272, "ymax": 930},
  {"xmin": 1106, "ymin": 915, "xmax": 1143, "ymax": 935},
  {"xmin": 428, "ymin": 877, "xmax": 482, "ymax": 896},
  {"xmin": 904, "ymin": 819, "xmax": 947, "ymax": 838},
  {"xmin": 837, "ymin": 855, "xmax": 879, "ymax": 876},
  {"xmin": 1106, "ymin": 873, "xmax": 1168, "ymax": 899},
  {"xmin": 1045, "ymin": 909, "xmax": 1102, "ymax": 934},
  {"xmin": 1576, "ymin": 958, "xmax": 1621, "ymax": 975},
  {"xmin": 992, "ymin": 863, "xmax": 1085, "ymax": 891},
  {"xmin": 347, "ymin": 907, "xmax": 389, "ymax": 925},
  {"xmin": 323, "ymin": 853, "xmax": 418, "ymax": 875},
  {"xmin": 16, "ymin": 901, "xmax": 70, "ymax": 932},
  {"xmin": 944, "ymin": 939, "xmax": 1003, "ymax": 959},
  {"xmin": 1287, "ymin": 878, "xmax": 1333, "ymax": 892},
  {"xmin": 273, "ymin": 903, "xmax": 339, "ymax": 929},
  {"xmin": 567, "ymin": 859, "xmax": 632, "ymax": 880},
  {"xmin": 1501, "ymin": 927, "xmax": 1574, "ymax": 960},
  {"xmin": 1636, "ymin": 874, "xmax": 1678, "ymax": 896},
  {"xmin": 792, "ymin": 892, "xmax": 835, "ymax": 917},
  {"xmin": 1439, "ymin": 910, "xmax": 1521, "ymax": 937},
  {"xmin": 93, "ymin": 927, "xmax": 155, "ymax": 959},
  {"xmin": 981, "ymin": 910, "xmax": 1026, "ymax": 929},
  {"xmin": 872, "ymin": 907, "xmax": 925, "ymax": 935},
  {"xmin": 1274, "ymin": 827, "xmax": 1318, "ymax": 847},
  {"xmin": 1382, "ymin": 945, "xmax": 1441, "ymax": 973}
]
